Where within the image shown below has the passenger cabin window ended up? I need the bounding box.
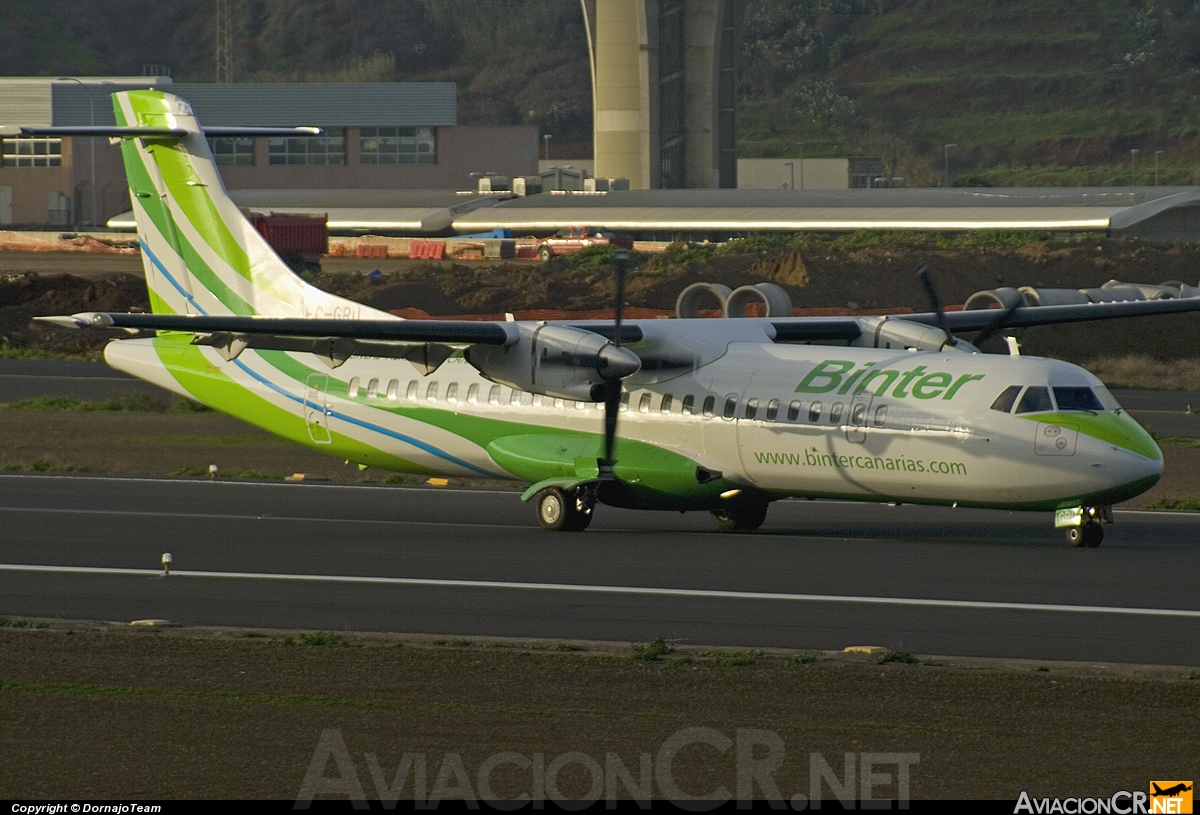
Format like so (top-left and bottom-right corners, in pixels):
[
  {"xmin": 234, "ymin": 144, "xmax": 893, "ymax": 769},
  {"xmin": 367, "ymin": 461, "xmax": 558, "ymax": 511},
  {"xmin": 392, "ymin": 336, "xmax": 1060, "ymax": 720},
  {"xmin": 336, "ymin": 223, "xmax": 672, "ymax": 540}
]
[
  {"xmin": 348, "ymin": 377, "xmax": 360, "ymax": 397},
  {"xmin": 702, "ymin": 395, "xmax": 716, "ymax": 417},
  {"xmin": 446, "ymin": 383, "xmax": 459, "ymax": 403},
  {"xmin": 553, "ymin": 398, "xmax": 565, "ymax": 409},
  {"xmin": 1053, "ymin": 387, "xmax": 1104, "ymax": 412},
  {"xmin": 639, "ymin": 393, "xmax": 651, "ymax": 413},
  {"xmin": 787, "ymin": 400, "xmax": 801, "ymax": 421},
  {"xmin": 467, "ymin": 384, "xmax": 480, "ymax": 404},
  {"xmin": 386, "ymin": 379, "xmax": 400, "ymax": 400},
  {"xmin": 661, "ymin": 394, "xmax": 673, "ymax": 413},
  {"xmin": 766, "ymin": 399, "xmax": 779, "ymax": 421},
  {"xmin": 619, "ymin": 393, "xmax": 629, "ymax": 412},
  {"xmin": 366, "ymin": 378, "xmax": 379, "ymax": 398},
  {"xmin": 533, "ymin": 394, "xmax": 544, "ymax": 407},
  {"xmin": 426, "ymin": 382, "xmax": 439, "ymax": 401},
  {"xmin": 1015, "ymin": 386, "xmax": 1053, "ymax": 414},
  {"xmin": 850, "ymin": 403, "xmax": 866, "ymax": 426},
  {"xmin": 829, "ymin": 403, "xmax": 844, "ymax": 424},
  {"xmin": 808, "ymin": 402, "xmax": 822, "ymax": 422},
  {"xmin": 723, "ymin": 394, "xmax": 738, "ymax": 419},
  {"xmin": 488, "ymin": 385, "xmax": 501, "ymax": 405},
  {"xmin": 406, "ymin": 380, "xmax": 419, "ymax": 400},
  {"xmin": 682, "ymin": 395, "xmax": 695, "ymax": 415},
  {"xmin": 745, "ymin": 398, "xmax": 759, "ymax": 420},
  {"xmin": 576, "ymin": 399, "xmax": 587, "ymax": 410},
  {"xmin": 510, "ymin": 389, "xmax": 522, "ymax": 406},
  {"xmin": 874, "ymin": 405, "xmax": 888, "ymax": 426},
  {"xmin": 990, "ymin": 385, "xmax": 1022, "ymax": 413}
]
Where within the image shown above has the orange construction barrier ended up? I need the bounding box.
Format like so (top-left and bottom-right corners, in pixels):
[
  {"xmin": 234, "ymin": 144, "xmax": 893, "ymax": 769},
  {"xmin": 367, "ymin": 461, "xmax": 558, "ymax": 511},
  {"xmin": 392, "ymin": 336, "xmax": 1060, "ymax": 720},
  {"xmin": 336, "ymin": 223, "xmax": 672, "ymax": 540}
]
[{"xmin": 408, "ymin": 240, "xmax": 445, "ymax": 259}]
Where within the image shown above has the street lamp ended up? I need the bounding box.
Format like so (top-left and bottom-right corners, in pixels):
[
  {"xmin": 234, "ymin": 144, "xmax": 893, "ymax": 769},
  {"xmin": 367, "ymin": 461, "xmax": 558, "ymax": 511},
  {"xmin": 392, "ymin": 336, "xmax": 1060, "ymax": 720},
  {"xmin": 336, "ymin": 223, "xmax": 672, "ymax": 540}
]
[
  {"xmin": 943, "ymin": 144, "xmax": 959, "ymax": 187},
  {"xmin": 797, "ymin": 142, "xmax": 804, "ymax": 189},
  {"xmin": 1130, "ymin": 149, "xmax": 1139, "ymax": 186},
  {"xmin": 543, "ymin": 134, "xmax": 552, "ymax": 161},
  {"xmin": 1155, "ymin": 150, "xmax": 1164, "ymax": 186},
  {"xmin": 783, "ymin": 161, "xmax": 794, "ymax": 189}
]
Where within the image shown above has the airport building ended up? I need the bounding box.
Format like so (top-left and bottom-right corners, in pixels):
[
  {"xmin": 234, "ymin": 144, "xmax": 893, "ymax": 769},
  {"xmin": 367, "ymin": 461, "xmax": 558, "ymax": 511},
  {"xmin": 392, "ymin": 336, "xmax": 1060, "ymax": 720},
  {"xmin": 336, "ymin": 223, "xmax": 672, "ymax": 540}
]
[{"xmin": 0, "ymin": 77, "xmax": 539, "ymax": 226}]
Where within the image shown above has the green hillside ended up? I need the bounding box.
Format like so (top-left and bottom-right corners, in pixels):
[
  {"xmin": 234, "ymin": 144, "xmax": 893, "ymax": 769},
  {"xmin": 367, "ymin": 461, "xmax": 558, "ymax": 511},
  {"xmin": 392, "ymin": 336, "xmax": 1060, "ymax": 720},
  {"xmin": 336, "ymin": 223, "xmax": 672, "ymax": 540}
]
[
  {"xmin": 3, "ymin": 0, "xmax": 1200, "ymax": 183},
  {"xmin": 741, "ymin": 0, "xmax": 1200, "ymax": 185}
]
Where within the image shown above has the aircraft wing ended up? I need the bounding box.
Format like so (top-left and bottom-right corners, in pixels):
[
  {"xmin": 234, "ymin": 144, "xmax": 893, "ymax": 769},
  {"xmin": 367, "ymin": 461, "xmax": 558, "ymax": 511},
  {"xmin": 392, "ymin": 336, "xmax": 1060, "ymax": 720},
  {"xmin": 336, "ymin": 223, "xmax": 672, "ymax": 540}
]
[{"xmin": 908, "ymin": 295, "xmax": 1200, "ymax": 331}]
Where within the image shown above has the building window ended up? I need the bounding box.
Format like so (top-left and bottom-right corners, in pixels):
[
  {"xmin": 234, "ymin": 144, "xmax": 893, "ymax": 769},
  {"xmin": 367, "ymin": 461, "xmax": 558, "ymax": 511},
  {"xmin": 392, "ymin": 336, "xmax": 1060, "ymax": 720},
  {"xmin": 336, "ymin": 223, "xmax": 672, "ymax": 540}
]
[
  {"xmin": 359, "ymin": 126, "xmax": 435, "ymax": 164},
  {"xmin": 269, "ymin": 128, "xmax": 345, "ymax": 165},
  {"xmin": 2, "ymin": 137, "xmax": 62, "ymax": 167},
  {"xmin": 207, "ymin": 136, "xmax": 255, "ymax": 166}
]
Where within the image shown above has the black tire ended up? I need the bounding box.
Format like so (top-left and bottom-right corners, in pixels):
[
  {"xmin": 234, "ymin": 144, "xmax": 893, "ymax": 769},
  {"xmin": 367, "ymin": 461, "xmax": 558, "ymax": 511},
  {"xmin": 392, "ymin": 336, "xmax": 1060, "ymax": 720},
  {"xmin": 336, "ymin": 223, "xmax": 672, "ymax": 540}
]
[
  {"xmin": 535, "ymin": 487, "xmax": 592, "ymax": 531},
  {"xmin": 538, "ymin": 246, "xmax": 553, "ymax": 262},
  {"xmin": 1066, "ymin": 524, "xmax": 1104, "ymax": 547},
  {"xmin": 711, "ymin": 503, "xmax": 769, "ymax": 532}
]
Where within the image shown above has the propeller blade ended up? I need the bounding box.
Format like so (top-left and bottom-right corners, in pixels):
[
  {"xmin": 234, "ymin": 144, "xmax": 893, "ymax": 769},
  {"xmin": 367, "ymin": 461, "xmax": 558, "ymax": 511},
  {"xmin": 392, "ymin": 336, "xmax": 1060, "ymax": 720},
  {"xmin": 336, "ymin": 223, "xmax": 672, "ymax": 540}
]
[
  {"xmin": 601, "ymin": 250, "xmax": 630, "ymax": 475},
  {"xmin": 972, "ymin": 298, "xmax": 1024, "ymax": 349},
  {"xmin": 916, "ymin": 264, "xmax": 958, "ymax": 348}
]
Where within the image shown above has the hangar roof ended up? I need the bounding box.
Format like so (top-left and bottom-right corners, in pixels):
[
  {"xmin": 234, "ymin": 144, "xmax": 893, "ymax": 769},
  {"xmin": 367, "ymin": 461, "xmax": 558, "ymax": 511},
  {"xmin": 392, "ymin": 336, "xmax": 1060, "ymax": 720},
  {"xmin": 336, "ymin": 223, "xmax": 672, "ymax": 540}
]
[{"xmin": 0, "ymin": 78, "xmax": 456, "ymax": 128}]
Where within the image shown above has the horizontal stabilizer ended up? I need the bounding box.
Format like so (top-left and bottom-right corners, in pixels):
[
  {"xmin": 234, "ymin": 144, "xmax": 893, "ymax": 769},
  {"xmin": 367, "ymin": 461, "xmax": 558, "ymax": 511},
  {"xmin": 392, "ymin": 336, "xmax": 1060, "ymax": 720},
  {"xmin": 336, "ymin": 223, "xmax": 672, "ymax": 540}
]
[
  {"xmin": 36, "ymin": 312, "xmax": 521, "ymax": 345},
  {"xmin": 1, "ymin": 125, "xmax": 321, "ymax": 138}
]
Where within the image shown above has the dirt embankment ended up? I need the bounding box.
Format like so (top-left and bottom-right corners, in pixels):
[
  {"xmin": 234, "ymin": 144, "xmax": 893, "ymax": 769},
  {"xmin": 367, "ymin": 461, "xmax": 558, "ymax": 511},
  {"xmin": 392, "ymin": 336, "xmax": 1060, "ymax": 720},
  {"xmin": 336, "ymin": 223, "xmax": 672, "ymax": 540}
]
[{"xmin": 5, "ymin": 238, "xmax": 1200, "ymax": 362}]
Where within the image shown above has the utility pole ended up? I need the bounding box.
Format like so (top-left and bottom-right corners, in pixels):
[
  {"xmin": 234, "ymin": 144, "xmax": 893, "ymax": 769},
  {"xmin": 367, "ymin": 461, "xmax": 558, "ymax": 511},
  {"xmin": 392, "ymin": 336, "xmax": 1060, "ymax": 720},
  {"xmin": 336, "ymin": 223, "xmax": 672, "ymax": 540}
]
[
  {"xmin": 543, "ymin": 134, "xmax": 552, "ymax": 161},
  {"xmin": 783, "ymin": 161, "xmax": 794, "ymax": 189},
  {"xmin": 797, "ymin": 143, "xmax": 804, "ymax": 190},
  {"xmin": 216, "ymin": 0, "xmax": 234, "ymax": 83},
  {"xmin": 1130, "ymin": 149, "xmax": 1139, "ymax": 186}
]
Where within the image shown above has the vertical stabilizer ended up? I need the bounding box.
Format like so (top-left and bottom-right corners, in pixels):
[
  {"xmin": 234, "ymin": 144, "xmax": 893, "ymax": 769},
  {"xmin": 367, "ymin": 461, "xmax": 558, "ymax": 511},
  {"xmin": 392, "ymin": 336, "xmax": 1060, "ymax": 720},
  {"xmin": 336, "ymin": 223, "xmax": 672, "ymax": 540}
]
[{"xmin": 112, "ymin": 90, "xmax": 393, "ymax": 321}]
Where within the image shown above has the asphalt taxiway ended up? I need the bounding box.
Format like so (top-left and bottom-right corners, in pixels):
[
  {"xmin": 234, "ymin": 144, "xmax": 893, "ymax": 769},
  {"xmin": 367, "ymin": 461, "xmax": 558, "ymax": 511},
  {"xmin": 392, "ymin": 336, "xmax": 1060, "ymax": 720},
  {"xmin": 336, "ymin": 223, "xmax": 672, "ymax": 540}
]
[{"xmin": 1, "ymin": 474, "xmax": 1197, "ymax": 665}]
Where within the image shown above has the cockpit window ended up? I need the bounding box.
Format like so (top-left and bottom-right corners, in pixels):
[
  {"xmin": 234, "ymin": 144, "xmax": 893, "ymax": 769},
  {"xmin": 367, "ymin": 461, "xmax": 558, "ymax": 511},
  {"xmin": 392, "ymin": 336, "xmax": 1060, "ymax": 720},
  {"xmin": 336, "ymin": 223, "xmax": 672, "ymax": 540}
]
[
  {"xmin": 1092, "ymin": 384, "xmax": 1122, "ymax": 412},
  {"xmin": 1053, "ymin": 387, "xmax": 1104, "ymax": 412},
  {"xmin": 990, "ymin": 385, "xmax": 1022, "ymax": 413},
  {"xmin": 1015, "ymin": 386, "xmax": 1053, "ymax": 414}
]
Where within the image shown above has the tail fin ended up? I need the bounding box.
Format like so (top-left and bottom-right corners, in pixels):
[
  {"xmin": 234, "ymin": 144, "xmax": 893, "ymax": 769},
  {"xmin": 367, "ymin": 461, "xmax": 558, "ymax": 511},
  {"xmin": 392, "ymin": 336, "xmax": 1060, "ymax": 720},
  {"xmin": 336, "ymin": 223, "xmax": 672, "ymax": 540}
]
[{"xmin": 112, "ymin": 89, "xmax": 391, "ymax": 320}]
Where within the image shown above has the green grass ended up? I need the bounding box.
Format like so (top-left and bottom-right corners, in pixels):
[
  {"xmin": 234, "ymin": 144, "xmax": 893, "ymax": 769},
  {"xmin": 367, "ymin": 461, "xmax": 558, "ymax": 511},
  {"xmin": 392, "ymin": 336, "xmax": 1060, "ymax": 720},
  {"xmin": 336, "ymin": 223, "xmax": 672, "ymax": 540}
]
[
  {"xmin": 876, "ymin": 650, "xmax": 921, "ymax": 665},
  {"xmin": 1, "ymin": 393, "xmax": 210, "ymax": 413},
  {"xmin": 631, "ymin": 636, "xmax": 674, "ymax": 661},
  {"xmin": 282, "ymin": 632, "xmax": 348, "ymax": 647},
  {"xmin": 790, "ymin": 653, "xmax": 818, "ymax": 666},
  {"xmin": 1186, "ymin": 670, "xmax": 1200, "ymax": 680},
  {"xmin": 0, "ymin": 458, "xmax": 87, "ymax": 473},
  {"xmin": 0, "ymin": 617, "xmax": 49, "ymax": 629},
  {"xmin": 701, "ymin": 649, "xmax": 767, "ymax": 667},
  {"xmin": 0, "ymin": 344, "xmax": 91, "ymax": 361},
  {"xmin": 1147, "ymin": 497, "xmax": 1200, "ymax": 511}
]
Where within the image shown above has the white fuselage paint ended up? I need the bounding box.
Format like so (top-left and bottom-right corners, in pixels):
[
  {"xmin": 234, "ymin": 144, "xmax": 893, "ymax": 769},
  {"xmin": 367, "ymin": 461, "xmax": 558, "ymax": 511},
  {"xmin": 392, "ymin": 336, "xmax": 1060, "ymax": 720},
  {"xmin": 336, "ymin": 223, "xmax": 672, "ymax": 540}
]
[{"xmin": 106, "ymin": 327, "xmax": 1162, "ymax": 512}]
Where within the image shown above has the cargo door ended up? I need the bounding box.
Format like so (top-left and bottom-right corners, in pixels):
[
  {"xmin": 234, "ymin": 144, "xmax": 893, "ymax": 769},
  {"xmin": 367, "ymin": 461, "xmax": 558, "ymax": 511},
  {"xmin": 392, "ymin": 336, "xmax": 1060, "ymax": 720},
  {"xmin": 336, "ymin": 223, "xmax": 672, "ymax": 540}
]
[
  {"xmin": 304, "ymin": 373, "xmax": 332, "ymax": 444},
  {"xmin": 845, "ymin": 392, "xmax": 874, "ymax": 444}
]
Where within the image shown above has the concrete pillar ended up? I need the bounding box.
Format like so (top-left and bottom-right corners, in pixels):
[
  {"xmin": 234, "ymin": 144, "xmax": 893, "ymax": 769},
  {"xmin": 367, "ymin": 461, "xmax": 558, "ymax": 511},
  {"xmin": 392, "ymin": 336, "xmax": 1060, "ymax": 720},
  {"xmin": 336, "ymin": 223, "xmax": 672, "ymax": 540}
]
[{"xmin": 586, "ymin": 0, "xmax": 650, "ymax": 188}]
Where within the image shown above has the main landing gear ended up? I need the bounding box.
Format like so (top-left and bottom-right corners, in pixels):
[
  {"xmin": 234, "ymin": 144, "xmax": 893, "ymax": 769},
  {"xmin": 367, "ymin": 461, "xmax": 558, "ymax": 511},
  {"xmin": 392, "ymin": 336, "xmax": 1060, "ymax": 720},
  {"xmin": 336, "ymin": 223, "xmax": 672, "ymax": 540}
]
[
  {"xmin": 711, "ymin": 503, "xmax": 769, "ymax": 532},
  {"xmin": 535, "ymin": 486, "xmax": 595, "ymax": 532}
]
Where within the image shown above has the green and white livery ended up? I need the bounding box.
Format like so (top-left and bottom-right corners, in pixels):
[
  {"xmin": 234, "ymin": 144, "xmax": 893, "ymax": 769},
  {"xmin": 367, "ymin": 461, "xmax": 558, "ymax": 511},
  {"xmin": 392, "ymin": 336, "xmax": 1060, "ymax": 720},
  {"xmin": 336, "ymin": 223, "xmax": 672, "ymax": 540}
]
[{"xmin": 34, "ymin": 90, "xmax": 1190, "ymax": 546}]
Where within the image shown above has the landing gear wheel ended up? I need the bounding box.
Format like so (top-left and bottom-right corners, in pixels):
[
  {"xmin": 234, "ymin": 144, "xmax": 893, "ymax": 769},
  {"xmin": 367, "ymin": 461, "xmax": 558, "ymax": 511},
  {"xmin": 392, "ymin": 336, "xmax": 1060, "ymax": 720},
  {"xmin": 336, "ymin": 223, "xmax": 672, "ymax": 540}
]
[
  {"xmin": 1065, "ymin": 524, "xmax": 1104, "ymax": 547},
  {"xmin": 711, "ymin": 503, "xmax": 769, "ymax": 532},
  {"xmin": 535, "ymin": 487, "xmax": 593, "ymax": 531},
  {"xmin": 538, "ymin": 246, "xmax": 553, "ymax": 262}
]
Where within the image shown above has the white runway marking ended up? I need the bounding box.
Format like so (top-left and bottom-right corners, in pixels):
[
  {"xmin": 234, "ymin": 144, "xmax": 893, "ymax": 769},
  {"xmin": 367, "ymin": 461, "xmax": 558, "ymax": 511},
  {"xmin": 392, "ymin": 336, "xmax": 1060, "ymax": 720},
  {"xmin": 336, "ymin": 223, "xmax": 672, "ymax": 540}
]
[{"xmin": 2, "ymin": 563, "xmax": 1198, "ymax": 619}]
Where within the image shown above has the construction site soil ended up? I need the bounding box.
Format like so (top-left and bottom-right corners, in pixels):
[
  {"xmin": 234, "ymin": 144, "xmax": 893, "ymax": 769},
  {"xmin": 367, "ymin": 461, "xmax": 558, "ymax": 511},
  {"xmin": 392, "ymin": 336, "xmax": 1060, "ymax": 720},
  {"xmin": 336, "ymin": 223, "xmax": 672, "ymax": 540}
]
[{"xmin": 5, "ymin": 238, "xmax": 1200, "ymax": 362}]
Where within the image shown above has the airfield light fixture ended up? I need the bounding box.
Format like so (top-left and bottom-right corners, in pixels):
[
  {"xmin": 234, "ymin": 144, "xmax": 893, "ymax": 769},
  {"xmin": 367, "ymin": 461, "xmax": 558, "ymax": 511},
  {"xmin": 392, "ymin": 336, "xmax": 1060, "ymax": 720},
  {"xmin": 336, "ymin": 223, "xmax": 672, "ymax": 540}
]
[
  {"xmin": 161, "ymin": 552, "xmax": 172, "ymax": 575},
  {"xmin": 943, "ymin": 144, "xmax": 959, "ymax": 187}
]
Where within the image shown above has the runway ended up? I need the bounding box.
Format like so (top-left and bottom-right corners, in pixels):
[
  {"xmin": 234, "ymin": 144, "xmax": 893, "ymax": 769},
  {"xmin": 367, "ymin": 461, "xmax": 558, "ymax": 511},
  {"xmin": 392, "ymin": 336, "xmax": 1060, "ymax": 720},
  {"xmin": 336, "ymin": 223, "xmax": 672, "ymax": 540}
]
[{"xmin": 1, "ymin": 474, "xmax": 1197, "ymax": 665}]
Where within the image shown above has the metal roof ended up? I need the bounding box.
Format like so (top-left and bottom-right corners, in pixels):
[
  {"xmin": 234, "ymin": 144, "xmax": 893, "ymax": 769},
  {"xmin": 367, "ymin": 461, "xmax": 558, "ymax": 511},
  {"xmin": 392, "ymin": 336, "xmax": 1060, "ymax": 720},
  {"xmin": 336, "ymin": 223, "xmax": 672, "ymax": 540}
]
[
  {"xmin": 0, "ymin": 79, "xmax": 456, "ymax": 128},
  {"xmin": 451, "ymin": 187, "xmax": 1200, "ymax": 233}
]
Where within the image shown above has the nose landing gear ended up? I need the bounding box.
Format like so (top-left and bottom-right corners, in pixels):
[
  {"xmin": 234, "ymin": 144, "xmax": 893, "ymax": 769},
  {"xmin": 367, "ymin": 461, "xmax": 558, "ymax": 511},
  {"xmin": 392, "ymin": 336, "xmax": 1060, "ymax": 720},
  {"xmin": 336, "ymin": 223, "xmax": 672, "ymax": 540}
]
[
  {"xmin": 1056, "ymin": 505, "xmax": 1111, "ymax": 547},
  {"xmin": 1065, "ymin": 523, "xmax": 1104, "ymax": 548}
]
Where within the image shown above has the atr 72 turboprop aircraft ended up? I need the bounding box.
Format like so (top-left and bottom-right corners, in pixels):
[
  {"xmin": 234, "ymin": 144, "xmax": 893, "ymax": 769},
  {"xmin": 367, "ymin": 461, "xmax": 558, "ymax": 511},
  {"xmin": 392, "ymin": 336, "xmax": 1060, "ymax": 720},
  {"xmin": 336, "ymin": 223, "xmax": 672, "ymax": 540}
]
[{"xmin": 20, "ymin": 90, "xmax": 1200, "ymax": 546}]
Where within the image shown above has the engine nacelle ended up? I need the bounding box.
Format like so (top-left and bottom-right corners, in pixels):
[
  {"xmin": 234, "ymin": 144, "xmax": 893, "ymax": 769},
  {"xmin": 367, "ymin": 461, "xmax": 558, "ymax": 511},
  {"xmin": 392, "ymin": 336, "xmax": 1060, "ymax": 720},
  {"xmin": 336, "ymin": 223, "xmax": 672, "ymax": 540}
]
[
  {"xmin": 854, "ymin": 316, "xmax": 978, "ymax": 353},
  {"xmin": 465, "ymin": 323, "xmax": 640, "ymax": 402}
]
